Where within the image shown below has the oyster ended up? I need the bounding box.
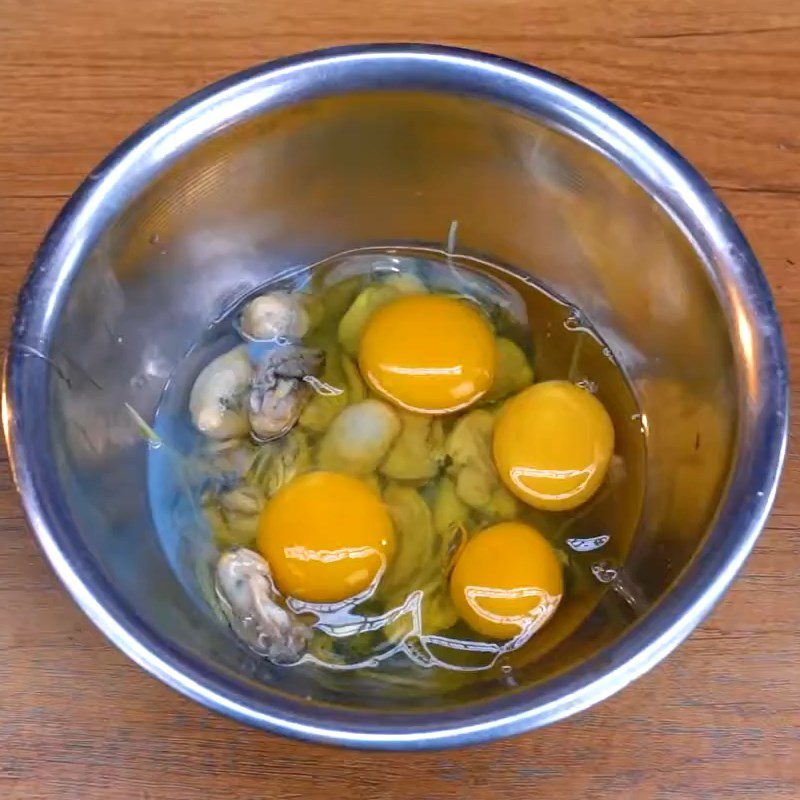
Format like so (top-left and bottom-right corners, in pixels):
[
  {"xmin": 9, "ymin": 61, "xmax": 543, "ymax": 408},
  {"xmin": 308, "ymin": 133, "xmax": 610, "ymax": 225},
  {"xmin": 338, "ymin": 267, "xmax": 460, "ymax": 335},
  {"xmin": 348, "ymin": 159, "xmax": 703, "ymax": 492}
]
[
  {"xmin": 445, "ymin": 409, "xmax": 519, "ymax": 521},
  {"xmin": 239, "ymin": 291, "xmax": 314, "ymax": 341},
  {"xmin": 215, "ymin": 548, "xmax": 311, "ymax": 664},
  {"xmin": 189, "ymin": 346, "xmax": 252, "ymax": 439},
  {"xmin": 248, "ymin": 345, "xmax": 323, "ymax": 441},
  {"xmin": 380, "ymin": 410, "xmax": 445, "ymax": 482},
  {"xmin": 484, "ymin": 338, "xmax": 534, "ymax": 403},
  {"xmin": 337, "ymin": 275, "xmax": 425, "ymax": 356},
  {"xmin": 316, "ymin": 399, "xmax": 401, "ymax": 475},
  {"xmin": 203, "ymin": 485, "xmax": 264, "ymax": 548}
]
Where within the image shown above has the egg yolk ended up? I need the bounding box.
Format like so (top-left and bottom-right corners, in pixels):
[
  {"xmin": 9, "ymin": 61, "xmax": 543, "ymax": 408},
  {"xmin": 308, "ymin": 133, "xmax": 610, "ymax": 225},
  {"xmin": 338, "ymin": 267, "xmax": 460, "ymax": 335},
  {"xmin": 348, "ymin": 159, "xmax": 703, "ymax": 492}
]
[
  {"xmin": 450, "ymin": 522, "xmax": 563, "ymax": 640},
  {"xmin": 493, "ymin": 380, "xmax": 614, "ymax": 512},
  {"xmin": 358, "ymin": 294, "xmax": 496, "ymax": 414},
  {"xmin": 257, "ymin": 471, "xmax": 395, "ymax": 603}
]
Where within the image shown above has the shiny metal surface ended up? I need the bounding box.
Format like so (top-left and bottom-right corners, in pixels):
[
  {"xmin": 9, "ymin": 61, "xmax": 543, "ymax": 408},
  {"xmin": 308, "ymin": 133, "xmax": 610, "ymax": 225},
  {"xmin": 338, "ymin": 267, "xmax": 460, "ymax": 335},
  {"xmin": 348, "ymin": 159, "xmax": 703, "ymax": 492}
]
[{"xmin": 3, "ymin": 44, "xmax": 787, "ymax": 749}]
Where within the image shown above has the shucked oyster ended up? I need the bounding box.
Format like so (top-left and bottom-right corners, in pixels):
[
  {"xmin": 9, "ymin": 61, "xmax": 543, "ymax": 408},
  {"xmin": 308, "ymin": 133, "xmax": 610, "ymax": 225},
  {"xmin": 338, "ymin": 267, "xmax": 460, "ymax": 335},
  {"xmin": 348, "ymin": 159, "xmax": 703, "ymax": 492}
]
[
  {"xmin": 317, "ymin": 399, "xmax": 401, "ymax": 475},
  {"xmin": 248, "ymin": 345, "xmax": 324, "ymax": 441},
  {"xmin": 215, "ymin": 548, "xmax": 311, "ymax": 664},
  {"xmin": 239, "ymin": 291, "xmax": 312, "ymax": 341},
  {"xmin": 445, "ymin": 409, "xmax": 518, "ymax": 521},
  {"xmin": 189, "ymin": 346, "xmax": 252, "ymax": 439}
]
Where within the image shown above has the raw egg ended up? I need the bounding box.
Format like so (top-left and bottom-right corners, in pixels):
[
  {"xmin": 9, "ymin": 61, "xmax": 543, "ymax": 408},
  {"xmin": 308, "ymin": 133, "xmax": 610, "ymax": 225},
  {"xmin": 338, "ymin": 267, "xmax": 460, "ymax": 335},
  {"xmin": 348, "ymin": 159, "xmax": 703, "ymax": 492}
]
[
  {"xmin": 358, "ymin": 294, "xmax": 496, "ymax": 414},
  {"xmin": 257, "ymin": 471, "xmax": 395, "ymax": 603},
  {"xmin": 493, "ymin": 380, "xmax": 614, "ymax": 511},
  {"xmin": 449, "ymin": 522, "xmax": 563, "ymax": 640}
]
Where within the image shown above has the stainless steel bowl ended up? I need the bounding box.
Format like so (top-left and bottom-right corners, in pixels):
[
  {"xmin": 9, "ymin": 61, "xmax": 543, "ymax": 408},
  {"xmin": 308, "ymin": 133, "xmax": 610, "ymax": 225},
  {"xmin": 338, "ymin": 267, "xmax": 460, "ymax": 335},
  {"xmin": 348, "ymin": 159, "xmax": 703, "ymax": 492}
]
[{"xmin": 3, "ymin": 44, "xmax": 787, "ymax": 749}]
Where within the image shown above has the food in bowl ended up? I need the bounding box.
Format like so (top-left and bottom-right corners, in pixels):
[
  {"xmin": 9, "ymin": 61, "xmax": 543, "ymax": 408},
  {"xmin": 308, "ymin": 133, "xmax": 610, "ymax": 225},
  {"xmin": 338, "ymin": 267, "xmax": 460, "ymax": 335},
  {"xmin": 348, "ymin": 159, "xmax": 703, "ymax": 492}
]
[
  {"xmin": 6, "ymin": 45, "xmax": 783, "ymax": 745},
  {"xmin": 148, "ymin": 244, "xmax": 646, "ymax": 684}
]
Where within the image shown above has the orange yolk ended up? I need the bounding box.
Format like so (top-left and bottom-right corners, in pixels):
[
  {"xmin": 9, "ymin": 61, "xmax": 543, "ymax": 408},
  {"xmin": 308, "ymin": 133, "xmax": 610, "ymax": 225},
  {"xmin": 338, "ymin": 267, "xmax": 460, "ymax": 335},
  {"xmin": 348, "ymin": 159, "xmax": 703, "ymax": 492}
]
[
  {"xmin": 449, "ymin": 522, "xmax": 563, "ymax": 640},
  {"xmin": 493, "ymin": 381, "xmax": 614, "ymax": 512},
  {"xmin": 358, "ymin": 294, "xmax": 496, "ymax": 414},
  {"xmin": 257, "ymin": 471, "xmax": 395, "ymax": 603}
]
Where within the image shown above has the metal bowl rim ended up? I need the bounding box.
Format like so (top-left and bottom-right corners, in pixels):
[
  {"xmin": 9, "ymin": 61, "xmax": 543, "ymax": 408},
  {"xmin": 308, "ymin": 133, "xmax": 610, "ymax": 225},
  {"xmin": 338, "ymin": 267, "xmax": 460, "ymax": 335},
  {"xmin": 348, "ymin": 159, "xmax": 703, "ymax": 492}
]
[{"xmin": 3, "ymin": 43, "xmax": 788, "ymax": 750}]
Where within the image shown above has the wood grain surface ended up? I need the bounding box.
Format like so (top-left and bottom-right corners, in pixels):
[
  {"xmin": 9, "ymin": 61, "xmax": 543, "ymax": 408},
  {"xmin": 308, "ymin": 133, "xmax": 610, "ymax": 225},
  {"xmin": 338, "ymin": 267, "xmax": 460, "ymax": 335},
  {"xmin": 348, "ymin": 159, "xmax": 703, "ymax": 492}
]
[{"xmin": 1, "ymin": 1, "xmax": 799, "ymax": 797}]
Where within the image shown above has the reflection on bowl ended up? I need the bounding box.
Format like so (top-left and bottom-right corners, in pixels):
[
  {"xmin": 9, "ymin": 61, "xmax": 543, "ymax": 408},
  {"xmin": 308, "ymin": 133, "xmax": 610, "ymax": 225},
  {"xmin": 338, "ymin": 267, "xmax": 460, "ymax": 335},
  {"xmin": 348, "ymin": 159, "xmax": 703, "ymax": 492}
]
[{"xmin": 3, "ymin": 45, "xmax": 787, "ymax": 749}]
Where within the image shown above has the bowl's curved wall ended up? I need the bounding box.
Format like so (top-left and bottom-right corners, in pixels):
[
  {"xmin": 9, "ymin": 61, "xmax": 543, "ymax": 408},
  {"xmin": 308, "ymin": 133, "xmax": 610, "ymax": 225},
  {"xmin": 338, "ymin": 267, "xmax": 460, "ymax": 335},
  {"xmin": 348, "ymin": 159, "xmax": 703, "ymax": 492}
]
[{"xmin": 4, "ymin": 45, "xmax": 787, "ymax": 748}]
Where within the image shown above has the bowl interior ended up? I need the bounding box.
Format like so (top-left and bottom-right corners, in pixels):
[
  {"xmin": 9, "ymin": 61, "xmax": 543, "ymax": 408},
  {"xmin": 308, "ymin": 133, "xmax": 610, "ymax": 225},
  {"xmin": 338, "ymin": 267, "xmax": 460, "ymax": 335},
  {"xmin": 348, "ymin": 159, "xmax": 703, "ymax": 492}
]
[{"xmin": 43, "ymin": 86, "xmax": 738, "ymax": 711}]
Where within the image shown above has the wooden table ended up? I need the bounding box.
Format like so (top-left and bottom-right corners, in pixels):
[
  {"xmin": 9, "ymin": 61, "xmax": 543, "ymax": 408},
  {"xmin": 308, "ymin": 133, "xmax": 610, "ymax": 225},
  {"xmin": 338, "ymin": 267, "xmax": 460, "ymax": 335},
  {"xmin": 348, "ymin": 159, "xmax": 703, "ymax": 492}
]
[{"xmin": 2, "ymin": 1, "xmax": 798, "ymax": 797}]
